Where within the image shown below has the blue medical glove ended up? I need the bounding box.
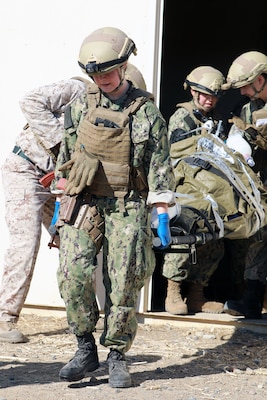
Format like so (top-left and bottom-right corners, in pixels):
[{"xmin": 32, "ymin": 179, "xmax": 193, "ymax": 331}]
[
  {"xmin": 49, "ymin": 200, "xmax": 60, "ymax": 235},
  {"xmin": 157, "ymin": 213, "xmax": 171, "ymax": 248}
]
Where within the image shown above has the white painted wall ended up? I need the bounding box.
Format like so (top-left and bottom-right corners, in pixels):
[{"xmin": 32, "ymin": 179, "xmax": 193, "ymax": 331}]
[{"xmin": 0, "ymin": 0, "xmax": 163, "ymax": 309}]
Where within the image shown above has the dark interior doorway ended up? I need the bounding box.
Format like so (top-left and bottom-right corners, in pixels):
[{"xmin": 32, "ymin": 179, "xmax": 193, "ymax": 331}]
[
  {"xmin": 159, "ymin": 0, "xmax": 267, "ymax": 124},
  {"xmin": 151, "ymin": 0, "xmax": 267, "ymax": 312}
]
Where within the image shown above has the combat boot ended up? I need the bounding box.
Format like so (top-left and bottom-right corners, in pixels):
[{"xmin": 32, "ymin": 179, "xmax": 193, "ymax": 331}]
[
  {"xmin": 224, "ymin": 279, "xmax": 265, "ymax": 319},
  {"xmin": 59, "ymin": 332, "xmax": 99, "ymax": 381},
  {"xmin": 107, "ymin": 349, "xmax": 132, "ymax": 388},
  {"xmin": 186, "ymin": 283, "xmax": 224, "ymax": 313},
  {"xmin": 0, "ymin": 321, "xmax": 28, "ymax": 343},
  {"xmin": 165, "ymin": 280, "xmax": 188, "ymax": 315}
]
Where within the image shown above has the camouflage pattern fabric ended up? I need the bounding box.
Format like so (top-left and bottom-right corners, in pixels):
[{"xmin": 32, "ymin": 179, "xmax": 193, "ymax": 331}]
[
  {"xmin": 243, "ymin": 228, "xmax": 267, "ymax": 283},
  {"xmin": 0, "ymin": 154, "xmax": 57, "ymax": 321},
  {"xmin": 168, "ymin": 101, "xmax": 201, "ymax": 135},
  {"xmin": 231, "ymin": 100, "xmax": 267, "ymax": 283},
  {"xmin": 162, "ymin": 101, "xmax": 225, "ymax": 286},
  {"xmin": 54, "ymin": 86, "xmax": 175, "ymax": 194},
  {"xmin": 58, "ymin": 196, "xmax": 155, "ymax": 352},
  {"xmin": 0, "ymin": 80, "xmax": 86, "ymax": 322},
  {"xmin": 239, "ymin": 101, "xmax": 267, "ymax": 185},
  {"xmin": 16, "ymin": 79, "xmax": 86, "ymax": 172},
  {"xmin": 162, "ymin": 239, "xmax": 225, "ymax": 286},
  {"xmin": 55, "ymin": 84, "xmax": 175, "ymax": 353}
]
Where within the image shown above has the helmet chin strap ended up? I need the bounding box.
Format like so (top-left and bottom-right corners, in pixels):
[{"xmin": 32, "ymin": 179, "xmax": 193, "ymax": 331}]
[
  {"xmin": 193, "ymin": 92, "xmax": 208, "ymax": 115},
  {"xmin": 250, "ymin": 76, "xmax": 267, "ymax": 99},
  {"xmin": 100, "ymin": 66, "xmax": 127, "ymax": 96},
  {"xmin": 112, "ymin": 67, "xmax": 126, "ymax": 93}
]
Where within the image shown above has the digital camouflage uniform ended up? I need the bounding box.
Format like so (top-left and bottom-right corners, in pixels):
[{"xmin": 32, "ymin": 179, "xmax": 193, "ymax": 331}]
[
  {"xmin": 0, "ymin": 79, "xmax": 86, "ymax": 322},
  {"xmin": 54, "ymin": 83, "xmax": 175, "ymax": 354},
  {"xmin": 162, "ymin": 101, "xmax": 225, "ymax": 287}
]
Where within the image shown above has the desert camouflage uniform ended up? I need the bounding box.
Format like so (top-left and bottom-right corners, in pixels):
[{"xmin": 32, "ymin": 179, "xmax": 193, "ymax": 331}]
[
  {"xmin": 0, "ymin": 79, "xmax": 86, "ymax": 322},
  {"xmin": 54, "ymin": 83, "xmax": 175, "ymax": 353},
  {"xmin": 162, "ymin": 102, "xmax": 225, "ymax": 286}
]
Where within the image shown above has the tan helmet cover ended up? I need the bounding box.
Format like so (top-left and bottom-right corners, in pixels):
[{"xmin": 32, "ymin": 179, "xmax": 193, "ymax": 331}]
[
  {"xmin": 125, "ymin": 63, "xmax": 147, "ymax": 90},
  {"xmin": 184, "ymin": 66, "xmax": 225, "ymax": 96},
  {"xmin": 78, "ymin": 27, "xmax": 137, "ymax": 76},
  {"xmin": 223, "ymin": 51, "xmax": 267, "ymax": 89}
]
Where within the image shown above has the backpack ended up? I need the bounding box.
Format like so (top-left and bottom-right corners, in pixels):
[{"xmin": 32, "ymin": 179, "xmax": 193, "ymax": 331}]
[{"xmin": 170, "ymin": 132, "xmax": 267, "ymax": 240}]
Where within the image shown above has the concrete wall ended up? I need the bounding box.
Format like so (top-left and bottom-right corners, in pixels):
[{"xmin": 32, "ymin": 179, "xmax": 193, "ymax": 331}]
[{"xmin": 0, "ymin": 0, "xmax": 163, "ymax": 309}]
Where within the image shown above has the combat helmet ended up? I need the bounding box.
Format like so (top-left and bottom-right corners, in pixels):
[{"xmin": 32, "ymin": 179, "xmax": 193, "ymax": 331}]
[
  {"xmin": 78, "ymin": 27, "xmax": 137, "ymax": 76},
  {"xmin": 184, "ymin": 66, "xmax": 225, "ymax": 97},
  {"xmin": 223, "ymin": 51, "xmax": 267, "ymax": 89},
  {"xmin": 125, "ymin": 63, "xmax": 147, "ymax": 90}
]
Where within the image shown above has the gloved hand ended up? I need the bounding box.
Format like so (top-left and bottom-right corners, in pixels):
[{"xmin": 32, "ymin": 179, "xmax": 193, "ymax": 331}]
[
  {"xmin": 252, "ymin": 109, "xmax": 267, "ymax": 129},
  {"xmin": 228, "ymin": 116, "xmax": 246, "ymax": 131},
  {"xmin": 252, "ymin": 109, "xmax": 267, "ymax": 150},
  {"xmin": 157, "ymin": 213, "xmax": 171, "ymax": 248},
  {"xmin": 59, "ymin": 149, "xmax": 99, "ymax": 195},
  {"xmin": 48, "ymin": 200, "xmax": 60, "ymax": 235}
]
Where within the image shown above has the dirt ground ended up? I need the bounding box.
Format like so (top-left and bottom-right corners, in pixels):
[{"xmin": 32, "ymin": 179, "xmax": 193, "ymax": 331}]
[{"xmin": 1, "ymin": 313, "xmax": 267, "ymax": 400}]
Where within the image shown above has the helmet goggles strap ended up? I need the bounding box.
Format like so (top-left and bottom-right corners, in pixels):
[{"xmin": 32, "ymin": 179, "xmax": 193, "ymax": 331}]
[
  {"xmin": 185, "ymin": 79, "xmax": 222, "ymax": 97},
  {"xmin": 78, "ymin": 55, "xmax": 130, "ymax": 75}
]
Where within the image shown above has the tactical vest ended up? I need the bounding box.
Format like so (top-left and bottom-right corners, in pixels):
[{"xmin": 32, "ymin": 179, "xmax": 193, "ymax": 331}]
[
  {"xmin": 176, "ymin": 102, "xmax": 201, "ymax": 131},
  {"xmin": 76, "ymin": 83, "xmax": 154, "ymax": 205},
  {"xmin": 175, "ymin": 102, "xmax": 223, "ymax": 137}
]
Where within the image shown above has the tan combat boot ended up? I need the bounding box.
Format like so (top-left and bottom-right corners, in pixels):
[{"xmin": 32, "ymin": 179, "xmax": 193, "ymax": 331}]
[
  {"xmin": 186, "ymin": 283, "xmax": 224, "ymax": 314},
  {"xmin": 165, "ymin": 280, "xmax": 188, "ymax": 315},
  {"xmin": 0, "ymin": 321, "xmax": 28, "ymax": 343}
]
